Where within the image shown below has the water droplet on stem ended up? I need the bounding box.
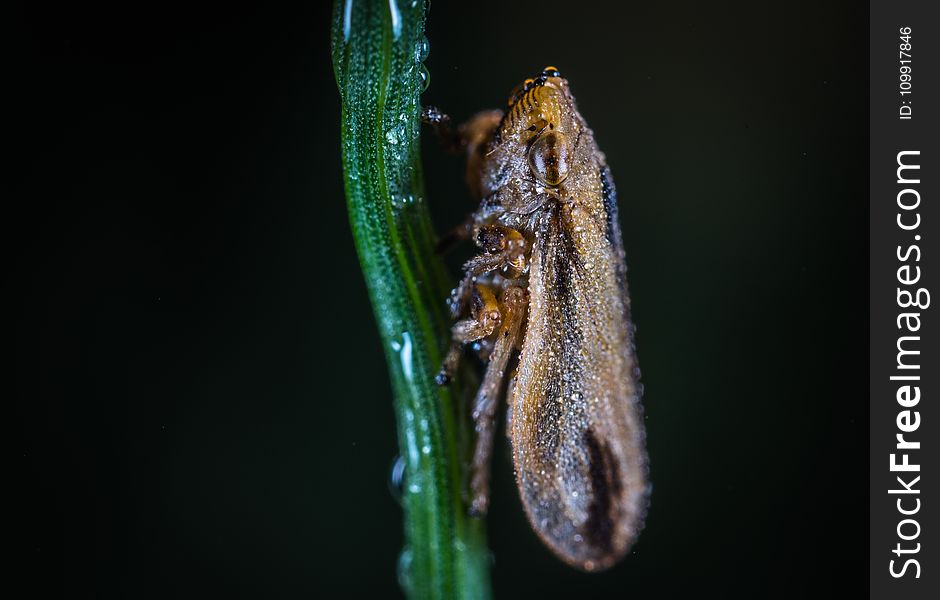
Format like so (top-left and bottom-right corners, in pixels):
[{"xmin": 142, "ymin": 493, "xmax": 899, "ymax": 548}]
[
  {"xmin": 416, "ymin": 36, "xmax": 430, "ymax": 62},
  {"xmin": 388, "ymin": 454, "xmax": 406, "ymax": 505},
  {"xmin": 397, "ymin": 547, "xmax": 414, "ymax": 594},
  {"xmin": 418, "ymin": 65, "xmax": 430, "ymax": 92}
]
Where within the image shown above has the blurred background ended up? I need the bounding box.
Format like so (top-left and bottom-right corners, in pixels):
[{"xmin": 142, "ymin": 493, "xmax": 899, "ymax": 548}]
[{"xmin": 13, "ymin": 1, "xmax": 867, "ymax": 597}]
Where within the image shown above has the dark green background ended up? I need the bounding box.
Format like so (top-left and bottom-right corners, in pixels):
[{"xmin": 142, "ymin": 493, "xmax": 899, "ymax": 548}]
[{"xmin": 14, "ymin": 1, "xmax": 867, "ymax": 597}]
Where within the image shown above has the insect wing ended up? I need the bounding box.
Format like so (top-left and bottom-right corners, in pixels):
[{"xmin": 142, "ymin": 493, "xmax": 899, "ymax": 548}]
[{"xmin": 510, "ymin": 167, "xmax": 648, "ymax": 572}]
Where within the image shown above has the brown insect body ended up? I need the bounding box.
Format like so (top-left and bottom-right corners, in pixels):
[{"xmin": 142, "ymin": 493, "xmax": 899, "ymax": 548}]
[{"xmin": 437, "ymin": 68, "xmax": 648, "ymax": 572}]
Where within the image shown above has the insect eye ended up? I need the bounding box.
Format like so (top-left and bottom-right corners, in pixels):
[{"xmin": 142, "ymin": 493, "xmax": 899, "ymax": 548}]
[{"xmin": 527, "ymin": 131, "xmax": 571, "ymax": 186}]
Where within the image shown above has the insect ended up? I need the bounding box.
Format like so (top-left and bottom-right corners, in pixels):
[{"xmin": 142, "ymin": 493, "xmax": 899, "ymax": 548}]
[{"xmin": 427, "ymin": 67, "xmax": 649, "ymax": 572}]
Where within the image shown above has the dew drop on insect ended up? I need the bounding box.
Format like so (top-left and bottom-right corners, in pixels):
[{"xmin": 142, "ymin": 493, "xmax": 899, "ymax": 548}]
[
  {"xmin": 416, "ymin": 36, "xmax": 430, "ymax": 62},
  {"xmin": 397, "ymin": 547, "xmax": 414, "ymax": 594},
  {"xmin": 388, "ymin": 454, "xmax": 406, "ymax": 505},
  {"xmin": 418, "ymin": 64, "xmax": 430, "ymax": 92}
]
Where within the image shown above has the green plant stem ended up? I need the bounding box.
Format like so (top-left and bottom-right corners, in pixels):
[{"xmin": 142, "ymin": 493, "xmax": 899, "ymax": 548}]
[{"xmin": 331, "ymin": 1, "xmax": 492, "ymax": 598}]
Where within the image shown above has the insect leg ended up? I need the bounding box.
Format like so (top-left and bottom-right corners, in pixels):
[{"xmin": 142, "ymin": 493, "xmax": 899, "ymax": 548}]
[
  {"xmin": 421, "ymin": 107, "xmax": 503, "ymax": 162},
  {"xmin": 436, "ymin": 284, "xmax": 502, "ymax": 385},
  {"xmin": 447, "ymin": 224, "xmax": 529, "ymax": 318},
  {"xmin": 420, "ymin": 106, "xmax": 463, "ymax": 153},
  {"xmin": 469, "ymin": 285, "xmax": 527, "ymax": 517},
  {"xmin": 474, "ymin": 225, "xmax": 527, "ymax": 273},
  {"xmin": 436, "ymin": 188, "xmax": 509, "ymax": 256},
  {"xmin": 461, "ymin": 111, "xmax": 504, "ymax": 200},
  {"xmin": 446, "ymin": 255, "xmax": 503, "ymax": 319}
]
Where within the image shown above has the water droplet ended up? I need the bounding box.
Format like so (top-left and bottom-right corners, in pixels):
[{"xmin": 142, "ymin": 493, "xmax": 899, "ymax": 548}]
[
  {"xmin": 397, "ymin": 547, "xmax": 413, "ymax": 594},
  {"xmin": 396, "ymin": 332, "xmax": 414, "ymax": 381},
  {"xmin": 386, "ymin": 128, "xmax": 399, "ymax": 145},
  {"xmin": 387, "ymin": 0, "xmax": 402, "ymax": 39},
  {"xmin": 388, "ymin": 454, "xmax": 406, "ymax": 505},
  {"xmin": 418, "ymin": 65, "xmax": 430, "ymax": 92},
  {"xmin": 342, "ymin": 0, "xmax": 354, "ymax": 42},
  {"xmin": 416, "ymin": 36, "xmax": 430, "ymax": 62}
]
